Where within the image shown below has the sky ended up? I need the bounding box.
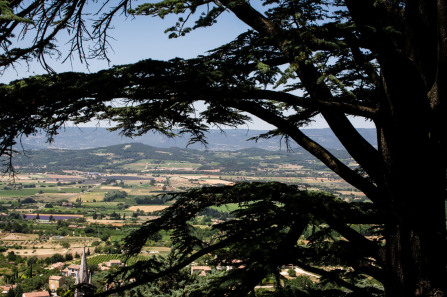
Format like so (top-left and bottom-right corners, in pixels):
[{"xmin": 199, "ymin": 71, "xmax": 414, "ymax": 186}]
[{"xmin": 1, "ymin": 2, "xmax": 375, "ymax": 130}]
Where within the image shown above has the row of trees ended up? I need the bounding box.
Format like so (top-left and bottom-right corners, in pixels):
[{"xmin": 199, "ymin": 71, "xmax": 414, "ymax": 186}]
[
  {"xmin": 103, "ymin": 190, "xmax": 128, "ymax": 202},
  {"xmin": 0, "ymin": 1, "xmax": 446, "ymax": 296}
]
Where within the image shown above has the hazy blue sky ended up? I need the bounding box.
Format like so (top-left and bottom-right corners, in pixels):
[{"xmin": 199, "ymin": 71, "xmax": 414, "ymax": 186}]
[{"xmin": 2, "ymin": 4, "xmax": 374, "ymax": 130}]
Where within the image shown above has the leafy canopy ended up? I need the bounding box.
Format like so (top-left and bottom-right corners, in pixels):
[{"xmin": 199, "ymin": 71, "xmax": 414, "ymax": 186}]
[
  {"xmin": 102, "ymin": 182, "xmax": 383, "ymax": 297},
  {"xmin": 1, "ymin": 0, "xmax": 446, "ymax": 296}
]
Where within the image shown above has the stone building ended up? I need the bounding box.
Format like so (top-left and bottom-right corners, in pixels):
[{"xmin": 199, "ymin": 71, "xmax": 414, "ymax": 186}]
[{"xmin": 49, "ymin": 275, "xmax": 65, "ymax": 293}]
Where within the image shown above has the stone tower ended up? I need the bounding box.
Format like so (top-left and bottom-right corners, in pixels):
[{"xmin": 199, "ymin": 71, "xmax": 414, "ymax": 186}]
[{"xmin": 74, "ymin": 247, "xmax": 92, "ymax": 297}]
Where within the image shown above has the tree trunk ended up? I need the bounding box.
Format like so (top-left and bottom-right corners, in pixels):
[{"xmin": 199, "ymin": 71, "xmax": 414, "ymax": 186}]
[
  {"xmin": 384, "ymin": 204, "xmax": 446, "ymax": 296},
  {"xmin": 379, "ymin": 121, "xmax": 447, "ymax": 296}
]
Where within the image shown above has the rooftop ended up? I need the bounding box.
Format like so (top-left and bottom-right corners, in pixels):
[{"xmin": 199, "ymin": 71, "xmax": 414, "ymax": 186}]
[
  {"xmin": 67, "ymin": 264, "xmax": 80, "ymax": 270},
  {"xmin": 23, "ymin": 291, "xmax": 50, "ymax": 297}
]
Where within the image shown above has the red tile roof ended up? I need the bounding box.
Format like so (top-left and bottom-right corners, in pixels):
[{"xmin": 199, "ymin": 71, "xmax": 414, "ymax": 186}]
[
  {"xmin": 67, "ymin": 264, "xmax": 80, "ymax": 270},
  {"xmin": 23, "ymin": 291, "xmax": 50, "ymax": 297}
]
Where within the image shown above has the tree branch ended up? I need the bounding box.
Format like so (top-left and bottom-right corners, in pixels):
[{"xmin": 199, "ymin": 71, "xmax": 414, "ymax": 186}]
[
  {"xmin": 94, "ymin": 237, "xmax": 235, "ymax": 297},
  {"xmin": 220, "ymin": 0, "xmax": 383, "ymax": 185},
  {"xmin": 0, "ymin": 1, "xmax": 81, "ymax": 70},
  {"xmin": 294, "ymin": 259, "xmax": 378, "ymax": 296},
  {"xmin": 346, "ymin": 0, "xmax": 430, "ymax": 123},
  {"xmin": 226, "ymin": 99, "xmax": 384, "ymax": 204},
  {"xmin": 234, "ymin": 89, "xmax": 378, "ymax": 118}
]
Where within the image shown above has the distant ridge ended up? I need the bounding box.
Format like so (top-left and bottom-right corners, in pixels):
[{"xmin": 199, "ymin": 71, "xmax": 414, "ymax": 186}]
[{"xmin": 18, "ymin": 127, "xmax": 377, "ymax": 151}]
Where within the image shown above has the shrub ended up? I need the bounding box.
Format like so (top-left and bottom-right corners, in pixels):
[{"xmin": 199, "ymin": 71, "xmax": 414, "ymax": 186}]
[
  {"xmin": 22, "ymin": 198, "xmax": 36, "ymax": 204},
  {"xmin": 60, "ymin": 242, "xmax": 70, "ymax": 249}
]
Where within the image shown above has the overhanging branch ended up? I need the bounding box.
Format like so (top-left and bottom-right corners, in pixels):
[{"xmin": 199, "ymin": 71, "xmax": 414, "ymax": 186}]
[
  {"xmin": 219, "ymin": 0, "xmax": 383, "ymax": 185},
  {"xmin": 226, "ymin": 99, "xmax": 383, "ymax": 204},
  {"xmin": 233, "ymin": 89, "xmax": 378, "ymax": 118}
]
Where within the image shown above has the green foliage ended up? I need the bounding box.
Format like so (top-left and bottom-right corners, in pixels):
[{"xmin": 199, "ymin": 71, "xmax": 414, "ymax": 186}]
[
  {"xmin": 138, "ymin": 254, "xmax": 200, "ymax": 296},
  {"xmin": 20, "ymin": 274, "xmax": 50, "ymax": 293},
  {"xmin": 21, "ymin": 197, "xmax": 36, "ymax": 204},
  {"xmin": 13, "ymin": 286, "xmax": 23, "ymax": 297},
  {"xmin": 1, "ymin": 0, "xmax": 446, "ymax": 296},
  {"xmin": 65, "ymin": 253, "xmax": 73, "ymax": 261},
  {"xmin": 78, "ymin": 254, "xmax": 150, "ymax": 267},
  {"xmin": 0, "ymin": 2, "xmax": 32, "ymax": 23},
  {"xmin": 6, "ymin": 287, "xmax": 15, "ymax": 297},
  {"xmin": 60, "ymin": 241, "xmax": 70, "ymax": 249},
  {"xmin": 26, "ymin": 256, "xmax": 38, "ymax": 266},
  {"xmin": 91, "ymin": 241, "xmax": 102, "ymax": 247},
  {"xmin": 101, "ymin": 182, "xmax": 383, "ymax": 296},
  {"xmin": 104, "ymin": 190, "xmax": 128, "ymax": 202},
  {"xmin": 7, "ymin": 251, "xmax": 16, "ymax": 262},
  {"xmin": 42, "ymin": 253, "xmax": 65, "ymax": 265},
  {"xmin": 134, "ymin": 195, "xmax": 168, "ymax": 205},
  {"xmin": 100, "ymin": 233, "xmax": 110, "ymax": 242},
  {"xmin": 288, "ymin": 275, "xmax": 314, "ymax": 290}
]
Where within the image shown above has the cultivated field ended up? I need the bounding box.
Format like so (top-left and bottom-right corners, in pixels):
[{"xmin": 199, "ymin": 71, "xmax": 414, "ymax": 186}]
[{"xmin": 127, "ymin": 205, "xmax": 169, "ymax": 212}]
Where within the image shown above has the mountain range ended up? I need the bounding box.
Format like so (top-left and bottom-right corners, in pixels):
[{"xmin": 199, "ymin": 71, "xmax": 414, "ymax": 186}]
[{"xmin": 18, "ymin": 127, "xmax": 377, "ymax": 151}]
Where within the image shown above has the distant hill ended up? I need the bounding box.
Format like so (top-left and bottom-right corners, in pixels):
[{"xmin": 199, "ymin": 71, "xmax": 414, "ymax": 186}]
[
  {"xmin": 12, "ymin": 142, "xmax": 352, "ymax": 174},
  {"xmin": 17, "ymin": 127, "xmax": 377, "ymax": 151}
]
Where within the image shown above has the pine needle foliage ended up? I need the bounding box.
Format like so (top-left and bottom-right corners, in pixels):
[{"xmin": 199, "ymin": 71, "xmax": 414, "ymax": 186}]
[
  {"xmin": 1, "ymin": 1, "xmax": 446, "ymax": 295},
  {"xmin": 98, "ymin": 182, "xmax": 383, "ymax": 297}
]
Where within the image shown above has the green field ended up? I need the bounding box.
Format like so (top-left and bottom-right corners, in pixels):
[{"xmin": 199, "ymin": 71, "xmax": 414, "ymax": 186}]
[
  {"xmin": 85, "ymin": 202, "xmax": 121, "ymax": 208},
  {"xmin": 160, "ymin": 162, "xmax": 201, "ymax": 168},
  {"xmin": 82, "ymin": 254, "xmax": 153, "ymax": 266},
  {"xmin": 210, "ymin": 203, "xmax": 241, "ymax": 212},
  {"xmin": 59, "ymin": 187, "xmax": 83, "ymax": 193},
  {"xmin": 0, "ymin": 188, "xmax": 59, "ymax": 196}
]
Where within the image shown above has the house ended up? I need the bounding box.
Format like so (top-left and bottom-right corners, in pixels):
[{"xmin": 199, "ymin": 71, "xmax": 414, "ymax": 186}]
[
  {"xmin": 50, "ymin": 262, "xmax": 65, "ymax": 270},
  {"xmin": 106, "ymin": 259, "xmax": 124, "ymax": 267},
  {"xmin": 99, "ymin": 259, "xmax": 124, "ymax": 271},
  {"xmin": 61, "ymin": 202, "xmax": 73, "ymax": 207},
  {"xmin": 2, "ymin": 284, "xmax": 16, "ymax": 294},
  {"xmin": 22, "ymin": 291, "xmax": 50, "ymax": 297},
  {"xmin": 49, "ymin": 276, "xmax": 65, "ymax": 293},
  {"xmin": 190, "ymin": 266, "xmax": 212, "ymax": 276},
  {"xmin": 61, "ymin": 264, "xmax": 80, "ymax": 277}
]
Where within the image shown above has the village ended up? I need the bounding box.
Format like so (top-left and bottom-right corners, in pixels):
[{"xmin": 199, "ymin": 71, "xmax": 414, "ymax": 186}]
[{"xmin": 0, "ymin": 143, "xmax": 367, "ymax": 296}]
